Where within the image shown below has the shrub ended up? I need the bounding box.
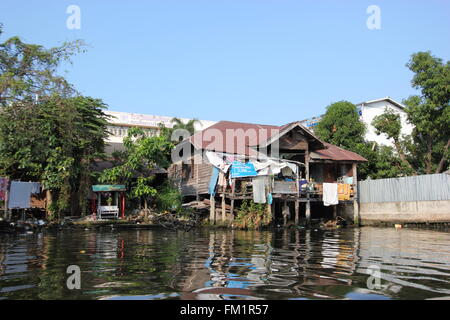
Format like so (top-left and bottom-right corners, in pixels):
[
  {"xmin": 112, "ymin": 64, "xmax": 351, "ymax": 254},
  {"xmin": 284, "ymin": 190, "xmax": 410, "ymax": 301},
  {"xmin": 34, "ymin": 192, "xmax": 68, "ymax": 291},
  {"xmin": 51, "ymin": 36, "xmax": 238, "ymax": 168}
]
[{"xmin": 234, "ymin": 200, "xmax": 271, "ymax": 230}]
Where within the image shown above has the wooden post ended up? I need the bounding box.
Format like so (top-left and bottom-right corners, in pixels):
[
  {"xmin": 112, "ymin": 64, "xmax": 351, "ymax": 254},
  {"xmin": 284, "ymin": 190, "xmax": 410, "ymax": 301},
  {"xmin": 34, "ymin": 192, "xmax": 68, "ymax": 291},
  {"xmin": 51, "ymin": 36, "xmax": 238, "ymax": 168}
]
[
  {"xmin": 305, "ymin": 153, "xmax": 310, "ymax": 182},
  {"xmin": 283, "ymin": 200, "xmax": 288, "ymax": 226},
  {"xmin": 92, "ymin": 192, "xmax": 98, "ymax": 220},
  {"xmin": 230, "ymin": 178, "xmax": 235, "ymax": 221},
  {"xmin": 4, "ymin": 188, "xmax": 9, "ymax": 220},
  {"xmin": 209, "ymin": 194, "xmax": 216, "ymax": 224},
  {"xmin": 271, "ymin": 201, "xmax": 276, "ymax": 225},
  {"xmin": 221, "ymin": 193, "xmax": 226, "ymax": 222},
  {"xmin": 195, "ymin": 163, "xmax": 200, "ymax": 201},
  {"xmin": 305, "ymin": 194, "xmax": 311, "ymax": 223},
  {"xmin": 121, "ymin": 192, "xmax": 125, "ymax": 219},
  {"xmin": 230, "ymin": 199, "xmax": 235, "ymax": 221},
  {"xmin": 295, "ymin": 162, "xmax": 300, "ymax": 226},
  {"xmin": 305, "ymin": 153, "xmax": 311, "ymax": 224},
  {"xmin": 352, "ymin": 163, "xmax": 359, "ymax": 226}
]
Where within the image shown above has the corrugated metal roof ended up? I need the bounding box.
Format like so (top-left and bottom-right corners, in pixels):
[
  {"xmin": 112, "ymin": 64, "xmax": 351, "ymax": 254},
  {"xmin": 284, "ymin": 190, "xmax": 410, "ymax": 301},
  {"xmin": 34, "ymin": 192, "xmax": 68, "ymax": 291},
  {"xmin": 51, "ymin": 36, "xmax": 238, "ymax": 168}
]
[
  {"xmin": 190, "ymin": 121, "xmax": 281, "ymax": 156},
  {"xmin": 310, "ymin": 142, "xmax": 367, "ymax": 162},
  {"xmin": 188, "ymin": 121, "xmax": 367, "ymax": 162}
]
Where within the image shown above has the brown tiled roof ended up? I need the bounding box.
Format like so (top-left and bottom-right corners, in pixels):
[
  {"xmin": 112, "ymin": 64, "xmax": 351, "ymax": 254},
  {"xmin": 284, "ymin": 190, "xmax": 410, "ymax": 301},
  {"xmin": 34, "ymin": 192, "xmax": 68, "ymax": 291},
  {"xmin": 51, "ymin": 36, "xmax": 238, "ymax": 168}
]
[{"xmin": 188, "ymin": 120, "xmax": 367, "ymax": 162}]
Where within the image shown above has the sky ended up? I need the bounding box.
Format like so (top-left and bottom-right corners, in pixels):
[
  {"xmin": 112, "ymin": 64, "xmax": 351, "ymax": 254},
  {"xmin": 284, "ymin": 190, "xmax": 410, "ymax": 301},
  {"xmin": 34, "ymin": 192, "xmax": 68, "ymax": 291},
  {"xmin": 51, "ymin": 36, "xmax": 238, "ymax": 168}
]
[{"xmin": 1, "ymin": 0, "xmax": 449, "ymax": 125}]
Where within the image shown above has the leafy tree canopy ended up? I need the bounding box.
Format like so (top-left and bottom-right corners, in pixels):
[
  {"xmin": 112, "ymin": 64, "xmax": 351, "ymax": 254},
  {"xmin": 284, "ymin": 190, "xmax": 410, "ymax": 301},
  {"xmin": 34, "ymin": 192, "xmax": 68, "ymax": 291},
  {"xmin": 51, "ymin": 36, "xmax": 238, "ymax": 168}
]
[
  {"xmin": 0, "ymin": 24, "xmax": 86, "ymax": 106},
  {"xmin": 315, "ymin": 101, "xmax": 366, "ymax": 150},
  {"xmin": 99, "ymin": 127, "xmax": 174, "ymax": 211},
  {"xmin": 0, "ymin": 95, "xmax": 110, "ymax": 217}
]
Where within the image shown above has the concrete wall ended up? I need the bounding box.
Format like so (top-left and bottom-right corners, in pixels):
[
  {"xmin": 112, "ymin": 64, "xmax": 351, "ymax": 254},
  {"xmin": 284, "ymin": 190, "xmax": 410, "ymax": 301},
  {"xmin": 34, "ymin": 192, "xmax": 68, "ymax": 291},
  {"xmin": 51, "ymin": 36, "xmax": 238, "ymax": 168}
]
[
  {"xmin": 360, "ymin": 200, "xmax": 450, "ymax": 225},
  {"xmin": 338, "ymin": 202, "xmax": 355, "ymax": 221}
]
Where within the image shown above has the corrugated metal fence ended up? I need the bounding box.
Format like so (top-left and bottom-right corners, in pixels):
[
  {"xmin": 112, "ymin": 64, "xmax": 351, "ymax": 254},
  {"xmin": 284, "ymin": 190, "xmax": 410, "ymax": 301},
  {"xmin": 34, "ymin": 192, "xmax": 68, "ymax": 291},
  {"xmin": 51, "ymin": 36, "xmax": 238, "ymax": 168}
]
[{"xmin": 358, "ymin": 173, "xmax": 450, "ymax": 203}]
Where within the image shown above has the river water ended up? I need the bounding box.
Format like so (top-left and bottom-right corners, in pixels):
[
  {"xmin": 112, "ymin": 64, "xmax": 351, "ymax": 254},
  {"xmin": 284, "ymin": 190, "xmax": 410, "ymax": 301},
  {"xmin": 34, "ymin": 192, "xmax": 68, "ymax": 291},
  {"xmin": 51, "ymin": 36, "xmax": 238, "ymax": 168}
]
[{"xmin": 1, "ymin": 226, "xmax": 450, "ymax": 300}]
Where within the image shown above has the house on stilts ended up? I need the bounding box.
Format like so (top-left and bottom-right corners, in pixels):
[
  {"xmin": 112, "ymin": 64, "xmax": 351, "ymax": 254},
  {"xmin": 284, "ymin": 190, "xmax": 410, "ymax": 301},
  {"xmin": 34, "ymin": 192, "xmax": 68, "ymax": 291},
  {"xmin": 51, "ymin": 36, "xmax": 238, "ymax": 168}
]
[{"xmin": 167, "ymin": 120, "xmax": 367, "ymax": 226}]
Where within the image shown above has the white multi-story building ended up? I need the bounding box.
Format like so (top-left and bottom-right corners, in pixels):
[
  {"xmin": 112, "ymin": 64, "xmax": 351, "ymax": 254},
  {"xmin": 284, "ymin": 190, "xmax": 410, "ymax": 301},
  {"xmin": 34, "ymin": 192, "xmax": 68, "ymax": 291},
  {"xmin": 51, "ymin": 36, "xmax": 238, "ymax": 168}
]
[
  {"xmin": 104, "ymin": 110, "xmax": 217, "ymax": 153},
  {"xmin": 300, "ymin": 97, "xmax": 414, "ymax": 146}
]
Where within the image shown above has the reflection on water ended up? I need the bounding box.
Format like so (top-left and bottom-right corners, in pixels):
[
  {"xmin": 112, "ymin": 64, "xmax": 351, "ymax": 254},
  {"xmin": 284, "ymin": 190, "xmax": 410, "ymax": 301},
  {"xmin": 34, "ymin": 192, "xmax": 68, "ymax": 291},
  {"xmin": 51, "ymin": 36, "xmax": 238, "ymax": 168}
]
[{"xmin": 0, "ymin": 227, "xmax": 450, "ymax": 300}]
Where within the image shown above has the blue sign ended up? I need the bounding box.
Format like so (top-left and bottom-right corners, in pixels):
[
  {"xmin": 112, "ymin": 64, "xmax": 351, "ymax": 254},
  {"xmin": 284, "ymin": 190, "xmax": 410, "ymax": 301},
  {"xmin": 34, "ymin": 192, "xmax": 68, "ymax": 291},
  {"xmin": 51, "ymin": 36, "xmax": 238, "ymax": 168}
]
[{"xmin": 230, "ymin": 161, "xmax": 257, "ymax": 178}]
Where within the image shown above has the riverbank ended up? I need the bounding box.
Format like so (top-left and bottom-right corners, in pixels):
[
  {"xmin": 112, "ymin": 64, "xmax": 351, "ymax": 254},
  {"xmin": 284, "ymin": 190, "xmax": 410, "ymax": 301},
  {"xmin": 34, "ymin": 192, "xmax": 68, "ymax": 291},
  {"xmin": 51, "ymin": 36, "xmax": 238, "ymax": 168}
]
[{"xmin": 2, "ymin": 216, "xmax": 450, "ymax": 235}]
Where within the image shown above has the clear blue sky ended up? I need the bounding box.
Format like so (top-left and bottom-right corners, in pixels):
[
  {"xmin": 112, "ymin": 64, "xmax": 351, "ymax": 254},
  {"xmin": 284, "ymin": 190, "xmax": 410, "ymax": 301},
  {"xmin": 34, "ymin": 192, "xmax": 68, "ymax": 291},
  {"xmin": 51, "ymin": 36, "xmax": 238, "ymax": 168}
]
[{"xmin": 1, "ymin": 0, "xmax": 449, "ymax": 125}]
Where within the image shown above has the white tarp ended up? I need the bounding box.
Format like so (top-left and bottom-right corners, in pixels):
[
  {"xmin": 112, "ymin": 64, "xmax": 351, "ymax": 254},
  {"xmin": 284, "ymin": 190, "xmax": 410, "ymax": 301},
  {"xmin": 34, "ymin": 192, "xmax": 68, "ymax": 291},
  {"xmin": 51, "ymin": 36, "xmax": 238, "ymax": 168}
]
[
  {"xmin": 205, "ymin": 151, "xmax": 298, "ymax": 176},
  {"xmin": 205, "ymin": 151, "xmax": 230, "ymax": 173}
]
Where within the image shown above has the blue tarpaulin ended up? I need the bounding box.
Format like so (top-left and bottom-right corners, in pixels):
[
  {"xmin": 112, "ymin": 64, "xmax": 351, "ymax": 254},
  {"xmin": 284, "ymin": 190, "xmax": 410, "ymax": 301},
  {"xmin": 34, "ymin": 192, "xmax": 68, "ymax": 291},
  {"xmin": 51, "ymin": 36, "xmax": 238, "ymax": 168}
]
[
  {"xmin": 230, "ymin": 161, "xmax": 257, "ymax": 178},
  {"xmin": 208, "ymin": 167, "xmax": 220, "ymax": 195}
]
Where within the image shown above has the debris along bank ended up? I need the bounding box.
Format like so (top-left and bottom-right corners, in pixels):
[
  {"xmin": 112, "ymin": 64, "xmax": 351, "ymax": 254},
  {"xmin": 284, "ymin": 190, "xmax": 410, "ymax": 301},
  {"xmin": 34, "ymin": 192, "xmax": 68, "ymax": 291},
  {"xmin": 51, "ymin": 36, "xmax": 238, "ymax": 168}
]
[{"xmin": 168, "ymin": 120, "xmax": 367, "ymax": 228}]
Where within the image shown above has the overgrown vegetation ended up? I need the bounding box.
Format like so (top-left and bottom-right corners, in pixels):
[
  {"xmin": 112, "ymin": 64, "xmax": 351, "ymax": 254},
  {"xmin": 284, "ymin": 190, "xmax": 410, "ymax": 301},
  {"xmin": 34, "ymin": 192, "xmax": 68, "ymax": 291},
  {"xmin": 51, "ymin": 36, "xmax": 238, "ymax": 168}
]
[
  {"xmin": 154, "ymin": 182, "xmax": 182, "ymax": 213},
  {"xmin": 234, "ymin": 200, "xmax": 271, "ymax": 230},
  {"xmin": 99, "ymin": 127, "xmax": 174, "ymax": 214}
]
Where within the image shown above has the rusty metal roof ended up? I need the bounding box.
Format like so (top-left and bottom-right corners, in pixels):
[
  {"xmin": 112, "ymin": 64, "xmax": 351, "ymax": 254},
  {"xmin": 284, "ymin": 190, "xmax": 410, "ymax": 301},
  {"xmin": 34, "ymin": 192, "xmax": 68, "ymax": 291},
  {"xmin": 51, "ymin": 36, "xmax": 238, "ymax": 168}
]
[
  {"xmin": 310, "ymin": 142, "xmax": 367, "ymax": 162},
  {"xmin": 188, "ymin": 120, "xmax": 367, "ymax": 162},
  {"xmin": 189, "ymin": 120, "xmax": 281, "ymax": 156}
]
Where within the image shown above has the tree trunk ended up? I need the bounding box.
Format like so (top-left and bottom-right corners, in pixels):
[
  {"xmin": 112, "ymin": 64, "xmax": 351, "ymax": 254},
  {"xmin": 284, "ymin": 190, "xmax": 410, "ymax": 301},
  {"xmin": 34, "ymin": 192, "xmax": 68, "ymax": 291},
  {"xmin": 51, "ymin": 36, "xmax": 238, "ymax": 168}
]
[
  {"xmin": 425, "ymin": 137, "xmax": 433, "ymax": 174},
  {"xmin": 394, "ymin": 139, "xmax": 416, "ymax": 174},
  {"xmin": 144, "ymin": 198, "xmax": 148, "ymax": 218},
  {"xmin": 46, "ymin": 189, "xmax": 53, "ymax": 218},
  {"xmin": 435, "ymin": 138, "xmax": 450, "ymax": 173}
]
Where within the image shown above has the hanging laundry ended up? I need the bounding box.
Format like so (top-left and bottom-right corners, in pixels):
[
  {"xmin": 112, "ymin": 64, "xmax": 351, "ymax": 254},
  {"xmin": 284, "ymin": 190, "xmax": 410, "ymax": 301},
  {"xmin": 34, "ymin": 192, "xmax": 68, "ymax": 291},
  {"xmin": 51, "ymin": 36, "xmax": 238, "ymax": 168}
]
[
  {"xmin": 338, "ymin": 183, "xmax": 351, "ymax": 200},
  {"xmin": 286, "ymin": 162, "xmax": 298, "ymax": 174},
  {"xmin": 252, "ymin": 176, "xmax": 267, "ymax": 204},
  {"xmin": 323, "ymin": 183, "xmax": 339, "ymax": 206},
  {"xmin": 281, "ymin": 166, "xmax": 294, "ymax": 177},
  {"xmin": 205, "ymin": 151, "xmax": 230, "ymax": 172},
  {"xmin": 208, "ymin": 167, "xmax": 220, "ymax": 196},
  {"xmin": 0, "ymin": 177, "xmax": 8, "ymax": 201},
  {"xmin": 267, "ymin": 193, "xmax": 273, "ymax": 205},
  {"xmin": 30, "ymin": 182, "xmax": 41, "ymax": 194},
  {"xmin": 218, "ymin": 171, "xmax": 227, "ymax": 188},
  {"xmin": 343, "ymin": 176, "xmax": 353, "ymax": 184},
  {"xmin": 8, "ymin": 181, "xmax": 33, "ymax": 209}
]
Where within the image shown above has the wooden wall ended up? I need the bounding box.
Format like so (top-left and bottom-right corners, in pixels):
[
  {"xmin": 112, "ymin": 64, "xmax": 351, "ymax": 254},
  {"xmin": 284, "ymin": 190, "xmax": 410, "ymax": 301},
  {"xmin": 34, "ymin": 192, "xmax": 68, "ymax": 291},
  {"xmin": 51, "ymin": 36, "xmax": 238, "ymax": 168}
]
[{"xmin": 168, "ymin": 153, "xmax": 213, "ymax": 197}]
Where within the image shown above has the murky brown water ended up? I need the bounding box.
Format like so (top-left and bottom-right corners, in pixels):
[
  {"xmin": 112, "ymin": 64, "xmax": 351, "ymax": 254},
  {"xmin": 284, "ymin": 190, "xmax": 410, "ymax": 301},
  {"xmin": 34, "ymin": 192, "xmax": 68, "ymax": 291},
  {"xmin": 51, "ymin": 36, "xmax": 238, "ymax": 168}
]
[{"xmin": 1, "ymin": 227, "xmax": 450, "ymax": 300}]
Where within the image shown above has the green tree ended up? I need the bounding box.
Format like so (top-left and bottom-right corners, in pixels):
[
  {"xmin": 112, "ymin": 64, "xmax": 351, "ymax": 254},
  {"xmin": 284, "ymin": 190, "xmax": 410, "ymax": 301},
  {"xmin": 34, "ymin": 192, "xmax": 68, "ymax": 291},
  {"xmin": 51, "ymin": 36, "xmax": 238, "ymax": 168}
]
[
  {"xmin": 372, "ymin": 108, "xmax": 416, "ymax": 174},
  {"xmin": 315, "ymin": 101, "xmax": 366, "ymax": 150},
  {"xmin": 315, "ymin": 101, "xmax": 374, "ymax": 179},
  {"xmin": 167, "ymin": 117, "xmax": 200, "ymax": 144},
  {"xmin": 99, "ymin": 127, "xmax": 174, "ymax": 214},
  {"xmin": 0, "ymin": 24, "xmax": 85, "ymax": 106},
  {"xmin": 170, "ymin": 117, "xmax": 199, "ymax": 135},
  {"xmin": 0, "ymin": 95, "xmax": 110, "ymax": 219},
  {"xmin": 402, "ymin": 52, "xmax": 449, "ymax": 174}
]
